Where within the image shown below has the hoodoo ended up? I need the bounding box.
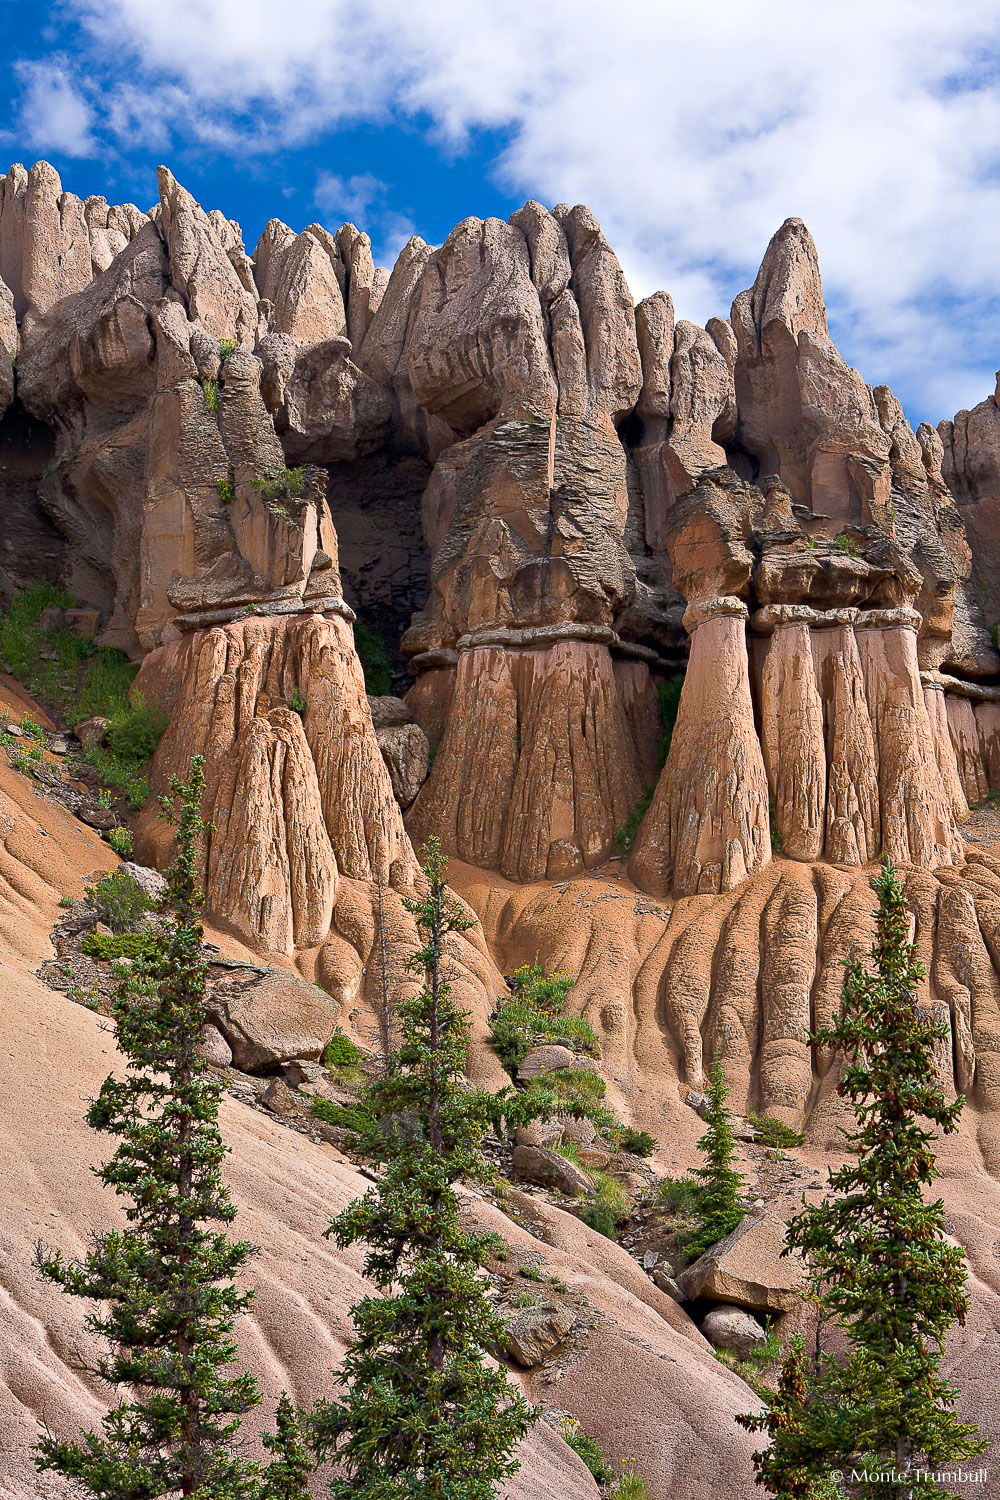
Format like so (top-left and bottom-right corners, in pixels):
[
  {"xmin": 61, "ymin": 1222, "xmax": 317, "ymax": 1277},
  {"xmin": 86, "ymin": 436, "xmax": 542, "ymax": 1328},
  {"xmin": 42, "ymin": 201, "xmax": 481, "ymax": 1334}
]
[{"xmin": 4, "ymin": 160, "xmax": 1000, "ymax": 1499}]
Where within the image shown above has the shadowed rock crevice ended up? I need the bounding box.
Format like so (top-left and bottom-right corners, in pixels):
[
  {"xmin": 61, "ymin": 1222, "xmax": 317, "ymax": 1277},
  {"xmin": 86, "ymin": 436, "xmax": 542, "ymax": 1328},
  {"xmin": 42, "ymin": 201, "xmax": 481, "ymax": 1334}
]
[{"xmin": 0, "ymin": 396, "xmax": 62, "ymax": 597}]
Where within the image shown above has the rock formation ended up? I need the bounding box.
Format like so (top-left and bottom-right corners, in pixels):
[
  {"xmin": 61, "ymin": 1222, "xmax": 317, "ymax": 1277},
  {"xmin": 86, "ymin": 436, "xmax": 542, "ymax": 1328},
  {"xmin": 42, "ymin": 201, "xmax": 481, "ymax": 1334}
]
[
  {"xmin": 9, "ymin": 159, "xmax": 1000, "ymax": 1500},
  {"xmin": 3, "ymin": 159, "xmax": 1000, "ymax": 1124}
]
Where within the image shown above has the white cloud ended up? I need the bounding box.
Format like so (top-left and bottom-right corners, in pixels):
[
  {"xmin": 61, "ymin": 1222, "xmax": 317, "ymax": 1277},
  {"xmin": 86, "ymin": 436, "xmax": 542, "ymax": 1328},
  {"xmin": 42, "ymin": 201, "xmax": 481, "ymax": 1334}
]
[
  {"xmin": 314, "ymin": 171, "xmax": 388, "ymax": 226},
  {"xmin": 46, "ymin": 1, "xmax": 1000, "ymax": 419},
  {"xmin": 16, "ymin": 59, "xmax": 96, "ymax": 158},
  {"xmin": 313, "ymin": 172, "xmax": 416, "ymax": 264}
]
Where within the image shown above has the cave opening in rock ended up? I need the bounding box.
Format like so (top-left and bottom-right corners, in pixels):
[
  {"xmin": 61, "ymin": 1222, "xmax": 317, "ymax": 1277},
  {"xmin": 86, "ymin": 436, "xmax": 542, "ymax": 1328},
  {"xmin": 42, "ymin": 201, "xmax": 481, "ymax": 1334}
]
[
  {"xmin": 0, "ymin": 397, "xmax": 63, "ymax": 601},
  {"xmin": 323, "ymin": 450, "xmax": 433, "ymax": 692}
]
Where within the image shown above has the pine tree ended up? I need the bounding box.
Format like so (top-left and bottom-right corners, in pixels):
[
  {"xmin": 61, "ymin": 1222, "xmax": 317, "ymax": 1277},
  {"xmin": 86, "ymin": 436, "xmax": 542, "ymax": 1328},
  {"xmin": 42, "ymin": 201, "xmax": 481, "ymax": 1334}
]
[
  {"xmin": 260, "ymin": 1394, "xmax": 311, "ymax": 1500},
  {"xmin": 755, "ymin": 857, "xmax": 984, "ymax": 1499},
  {"xmin": 682, "ymin": 1055, "xmax": 747, "ymax": 1257},
  {"xmin": 312, "ymin": 836, "xmax": 535, "ymax": 1498},
  {"xmin": 35, "ymin": 754, "xmax": 261, "ymax": 1499},
  {"xmin": 736, "ymin": 1335, "xmax": 839, "ymax": 1500}
]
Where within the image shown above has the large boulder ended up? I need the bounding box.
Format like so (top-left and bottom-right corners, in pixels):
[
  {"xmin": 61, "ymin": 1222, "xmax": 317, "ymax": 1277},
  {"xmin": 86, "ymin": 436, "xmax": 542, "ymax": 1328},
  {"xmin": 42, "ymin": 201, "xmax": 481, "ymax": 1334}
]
[
  {"xmin": 209, "ymin": 969, "xmax": 341, "ymax": 1073},
  {"xmin": 700, "ymin": 1305, "xmax": 768, "ymax": 1359},
  {"xmin": 678, "ymin": 1212, "xmax": 804, "ymax": 1313},
  {"xmin": 503, "ymin": 1302, "xmax": 576, "ymax": 1367},
  {"xmin": 511, "ymin": 1144, "xmax": 594, "ymax": 1198},
  {"xmin": 517, "ymin": 1044, "xmax": 578, "ymax": 1080},
  {"xmin": 376, "ymin": 721, "xmax": 430, "ymax": 808}
]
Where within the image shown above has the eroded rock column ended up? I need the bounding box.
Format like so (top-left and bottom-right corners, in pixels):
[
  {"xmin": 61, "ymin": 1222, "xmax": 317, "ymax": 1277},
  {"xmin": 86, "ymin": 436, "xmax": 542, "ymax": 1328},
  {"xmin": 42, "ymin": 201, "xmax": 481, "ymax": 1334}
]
[
  {"xmin": 811, "ymin": 617, "xmax": 881, "ymax": 866},
  {"xmin": 629, "ymin": 599, "xmax": 771, "ymax": 897},
  {"xmin": 922, "ymin": 676, "xmax": 969, "ymax": 819},
  {"xmin": 756, "ymin": 607, "xmax": 826, "ymax": 861},
  {"xmin": 408, "ymin": 626, "xmax": 643, "ymax": 881},
  {"xmin": 855, "ymin": 610, "xmax": 964, "ymax": 868},
  {"xmin": 134, "ymin": 608, "xmax": 415, "ymax": 954}
]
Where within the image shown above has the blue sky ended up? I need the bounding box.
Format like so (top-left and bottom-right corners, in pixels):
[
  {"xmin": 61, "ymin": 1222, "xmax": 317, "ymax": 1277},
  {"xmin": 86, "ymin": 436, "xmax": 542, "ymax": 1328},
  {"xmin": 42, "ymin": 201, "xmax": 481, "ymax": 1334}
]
[{"xmin": 3, "ymin": 1, "xmax": 1000, "ymax": 428}]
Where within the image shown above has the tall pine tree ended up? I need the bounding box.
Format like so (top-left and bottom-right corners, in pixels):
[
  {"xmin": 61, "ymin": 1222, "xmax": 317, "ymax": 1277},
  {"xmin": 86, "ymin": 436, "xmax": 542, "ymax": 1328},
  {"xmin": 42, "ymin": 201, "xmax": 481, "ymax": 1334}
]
[
  {"xmin": 745, "ymin": 857, "xmax": 984, "ymax": 1499},
  {"xmin": 35, "ymin": 755, "xmax": 261, "ymax": 1499},
  {"xmin": 312, "ymin": 836, "xmax": 534, "ymax": 1498}
]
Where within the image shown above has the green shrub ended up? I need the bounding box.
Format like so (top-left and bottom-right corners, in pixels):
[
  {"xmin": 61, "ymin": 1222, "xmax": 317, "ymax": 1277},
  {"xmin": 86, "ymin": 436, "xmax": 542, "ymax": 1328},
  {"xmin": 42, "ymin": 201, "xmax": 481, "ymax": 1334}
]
[
  {"xmin": 657, "ymin": 1172, "xmax": 703, "ymax": 1216},
  {"xmin": 218, "ymin": 336, "xmax": 237, "ymax": 359},
  {"xmin": 579, "ymin": 1170, "xmax": 630, "ymax": 1241},
  {"xmin": 509, "ymin": 1292, "xmax": 538, "ymax": 1309},
  {"xmin": 105, "ymin": 698, "xmax": 168, "ymax": 763},
  {"xmin": 59, "ymin": 895, "xmax": 76, "ymax": 908},
  {"xmin": 559, "ymin": 1418, "xmax": 611, "ymax": 1484},
  {"xmin": 489, "ymin": 962, "xmax": 597, "ymax": 1076},
  {"xmin": 83, "ymin": 748, "xmax": 150, "ymax": 811},
  {"xmin": 712, "ymin": 1325, "xmax": 783, "ymax": 1397},
  {"xmin": 83, "ymin": 870, "xmax": 155, "ymax": 932},
  {"xmin": 310, "ymin": 1098, "xmax": 376, "ymax": 1135},
  {"xmin": 19, "ymin": 715, "xmax": 45, "ymax": 741},
  {"xmin": 251, "ymin": 465, "xmax": 305, "ymax": 504},
  {"xmin": 832, "ymin": 532, "xmax": 859, "ymax": 557},
  {"xmin": 8, "ymin": 743, "xmax": 35, "ymax": 773},
  {"xmin": 0, "ymin": 582, "xmax": 74, "ymax": 683},
  {"xmin": 616, "ymin": 1126, "xmax": 658, "ymax": 1158},
  {"xmin": 530, "ymin": 1065, "xmax": 606, "ymax": 1112},
  {"xmin": 746, "ymin": 1112, "xmax": 804, "ymax": 1148},
  {"xmin": 0, "ymin": 583, "xmax": 119, "ymax": 713},
  {"xmin": 108, "ymin": 827, "xmax": 134, "ymax": 858},
  {"xmin": 321, "ymin": 1029, "xmax": 364, "ymax": 1068},
  {"xmin": 70, "ymin": 694, "xmax": 166, "ymax": 813},
  {"xmin": 67, "ymin": 646, "xmax": 136, "ymax": 725},
  {"xmin": 614, "ymin": 786, "xmax": 653, "ymax": 854},
  {"xmin": 81, "ymin": 930, "xmax": 163, "ymax": 962},
  {"xmin": 610, "ymin": 1460, "xmax": 650, "ymax": 1500},
  {"xmin": 490, "ymin": 1001, "xmax": 599, "ymax": 1076},
  {"xmin": 353, "ymin": 620, "xmax": 392, "ymax": 695},
  {"xmin": 202, "ymin": 378, "xmax": 220, "ymax": 413},
  {"xmin": 286, "ymin": 686, "xmax": 307, "ymax": 717}
]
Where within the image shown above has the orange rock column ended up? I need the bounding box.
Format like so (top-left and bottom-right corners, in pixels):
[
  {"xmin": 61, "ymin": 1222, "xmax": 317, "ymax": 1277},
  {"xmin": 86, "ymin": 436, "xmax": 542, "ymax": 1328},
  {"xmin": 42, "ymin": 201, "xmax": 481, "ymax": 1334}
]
[
  {"xmin": 134, "ymin": 611, "xmax": 415, "ymax": 954},
  {"xmin": 975, "ymin": 699, "xmax": 1000, "ymax": 793},
  {"xmin": 408, "ymin": 630, "xmax": 643, "ymax": 881},
  {"xmin": 855, "ymin": 611, "xmax": 964, "ymax": 869},
  {"xmin": 757, "ymin": 610, "xmax": 826, "ymax": 861},
  {"xmin": 945, "ymin": 692, "xmax": 989, "ymax": 806},
  {"xmin": 811, "ymin": 618, "xmax": 880, "ymax": 866},
  {"xmin": 629, "ymin": 598, "xmax": 771, "ymax": 897},
  {"xmin": 922, "ymin": 677, "xmax": 969, "ymax": 819}
]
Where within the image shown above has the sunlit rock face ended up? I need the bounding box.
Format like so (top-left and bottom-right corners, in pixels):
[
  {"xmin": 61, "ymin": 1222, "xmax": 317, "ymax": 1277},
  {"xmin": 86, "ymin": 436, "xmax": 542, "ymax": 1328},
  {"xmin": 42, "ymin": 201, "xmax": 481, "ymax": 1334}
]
[{"xmin": 6, "ymin": 161, "xmax": 1000, "ymax": 1123}]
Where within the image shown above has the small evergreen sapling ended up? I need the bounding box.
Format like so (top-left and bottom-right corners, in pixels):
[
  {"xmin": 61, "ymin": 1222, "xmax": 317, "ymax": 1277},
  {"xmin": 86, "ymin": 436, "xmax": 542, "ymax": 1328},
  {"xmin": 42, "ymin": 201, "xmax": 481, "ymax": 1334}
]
[
  {"xmin": 682, "ymin": 1056, "xmax": 747, "ymax": 1257},
  {"xmin": 260, "ymin": 1394, "xmax": 312, "ymax": 1500},
  {"xmin": 312, "ymin": 836, "xmax": 535, "ymax": 1498},
  {"xmin": 34, "ymin": 755, "xmax": 261, "ymax": 1499}
]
